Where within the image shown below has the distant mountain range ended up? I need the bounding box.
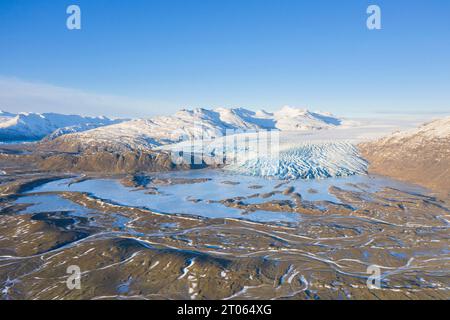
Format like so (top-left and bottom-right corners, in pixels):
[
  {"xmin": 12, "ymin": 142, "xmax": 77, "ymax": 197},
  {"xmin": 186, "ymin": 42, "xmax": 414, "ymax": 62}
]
[
  {"xmin": 0, "ymin": 111, "xmax": 123, "ymax": 142},
  {"xmin": 0, "ymin": 107, "xmax": 344, "ymax": 145},
  {"xmin": 41, "ymin": 107, "xmax": 344, "ymax": 152}
]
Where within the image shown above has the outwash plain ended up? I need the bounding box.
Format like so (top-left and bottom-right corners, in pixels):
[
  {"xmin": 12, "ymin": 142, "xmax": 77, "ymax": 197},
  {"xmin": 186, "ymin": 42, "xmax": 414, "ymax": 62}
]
[{"xmin": 0, "ymin": 108, "xmax": 449, "ymax": 300}]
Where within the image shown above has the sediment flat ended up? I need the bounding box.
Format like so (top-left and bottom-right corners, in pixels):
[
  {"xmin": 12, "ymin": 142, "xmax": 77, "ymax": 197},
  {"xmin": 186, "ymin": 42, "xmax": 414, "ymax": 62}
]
[{"xmin": 1, "ymin": 167, "xmax": 449, "ymax": 300}]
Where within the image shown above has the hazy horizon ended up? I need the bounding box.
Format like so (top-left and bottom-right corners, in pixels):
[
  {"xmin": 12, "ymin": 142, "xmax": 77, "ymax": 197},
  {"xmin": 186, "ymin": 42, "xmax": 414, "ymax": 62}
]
[{"xmin": 0, "ymin": 80, "xmax": 450, "ymax": 120}]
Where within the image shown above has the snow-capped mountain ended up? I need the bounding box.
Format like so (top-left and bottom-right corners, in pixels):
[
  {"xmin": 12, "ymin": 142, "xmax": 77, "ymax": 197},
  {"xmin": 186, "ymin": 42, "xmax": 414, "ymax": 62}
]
[
  {"xmin": 360, "ymin": 116, "xmax": 450, "ymax": 192},
  {"xmin": 0, "ymin": 111, "xmax": 123, "ymax": 142},
  {"xmin": 45, "ymin": 107, "xmax": 343, "ymax": 152},
  {"xmin": 272, "ymin": 107, "xmax": 342, "ymax": 131},
  {"xmin": 376, "ymin": 116, "xmax": 450, "ymax": 143}
]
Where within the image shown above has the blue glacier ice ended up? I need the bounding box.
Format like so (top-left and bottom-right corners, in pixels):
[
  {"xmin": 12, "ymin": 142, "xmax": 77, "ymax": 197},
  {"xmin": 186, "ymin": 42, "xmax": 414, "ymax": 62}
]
[{"xmin": 226, "ymin": 141, "xmax": 368, "ymax": 180}]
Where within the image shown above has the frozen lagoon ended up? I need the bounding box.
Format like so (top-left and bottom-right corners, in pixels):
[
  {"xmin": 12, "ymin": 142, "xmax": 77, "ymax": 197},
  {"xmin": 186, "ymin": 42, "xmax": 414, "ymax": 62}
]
[{"xmin": 18, "ymin": 169, "xmax": 427, "ymax": 225}]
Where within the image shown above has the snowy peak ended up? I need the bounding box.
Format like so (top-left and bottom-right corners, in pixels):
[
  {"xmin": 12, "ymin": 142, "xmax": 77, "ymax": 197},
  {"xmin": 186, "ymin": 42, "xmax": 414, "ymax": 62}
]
[
  {"xmin": 213, "ymin": 107, "xmax": 276, "ymax": 130},
  {"xmin": 273, "ymin": 107, "xmax": 342, "ymax": 131},
  {"xmin": 381, "ymin": 116, "xmax": 450, "ymax": 143},
  {"xmin": 0, "ymin": 111, "xmax": 123, "ymax": 142},
  {"xmin": 410, "ymin": 117, "xmax": 450, "ymax": 139},
  {"xmin": 169, "ymin": 106, "xmax": 341, "ymax": 132}
]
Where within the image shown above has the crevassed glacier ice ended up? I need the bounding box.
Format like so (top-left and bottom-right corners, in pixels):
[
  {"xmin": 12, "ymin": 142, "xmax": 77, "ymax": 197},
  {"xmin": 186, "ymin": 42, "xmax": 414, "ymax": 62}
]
[
  {"xmin": 226, "ymin": 142, "xmax": 368, "ymax": 180},
  {"xmin": 162, "ymin": 131, "xmax": 368, "ymax": 180}
]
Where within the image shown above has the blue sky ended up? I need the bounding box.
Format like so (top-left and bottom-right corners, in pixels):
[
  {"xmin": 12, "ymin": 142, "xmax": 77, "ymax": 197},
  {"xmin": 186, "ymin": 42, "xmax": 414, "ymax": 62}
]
[{"xmin": 0, "ymin": 0, "xmax": 449, "ymax": 117}]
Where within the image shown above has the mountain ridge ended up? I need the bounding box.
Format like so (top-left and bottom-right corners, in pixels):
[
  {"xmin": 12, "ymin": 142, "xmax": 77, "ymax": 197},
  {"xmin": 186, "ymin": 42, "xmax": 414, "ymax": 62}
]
[
  {"xmin": 360, "ymin": 116, "xmax": 450, "ymax": 193},
  {"xmin": 0, "ymin": 111, "xmax": 123, "ymax": 142},
  {"xmin": 42, "ymin": 106, "xmax": 344, "ymax": 152}
]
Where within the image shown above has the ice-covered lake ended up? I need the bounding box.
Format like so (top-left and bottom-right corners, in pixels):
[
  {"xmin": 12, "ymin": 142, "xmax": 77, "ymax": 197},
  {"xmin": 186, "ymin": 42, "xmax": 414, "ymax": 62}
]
[{"xmin": 17, "ymin": 169, "xmax": 427, "ymax": 224}]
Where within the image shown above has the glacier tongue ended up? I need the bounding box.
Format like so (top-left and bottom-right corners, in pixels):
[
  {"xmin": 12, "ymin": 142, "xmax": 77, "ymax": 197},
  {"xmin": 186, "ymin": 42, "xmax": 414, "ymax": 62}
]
[
  {"xmin": 226, "ymin": 141, "xmax": 368, "ymax": 180},
  {"xmin": 162, "ymin": 132, "xmax": 369, "ymax": 180}
]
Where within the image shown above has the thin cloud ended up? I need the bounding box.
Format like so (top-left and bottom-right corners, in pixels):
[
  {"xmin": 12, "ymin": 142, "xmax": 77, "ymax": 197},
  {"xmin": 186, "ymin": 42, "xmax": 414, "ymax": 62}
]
[{"xmin": 0, "ymin": 76, "xmax": 167, "ymax": 118}]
